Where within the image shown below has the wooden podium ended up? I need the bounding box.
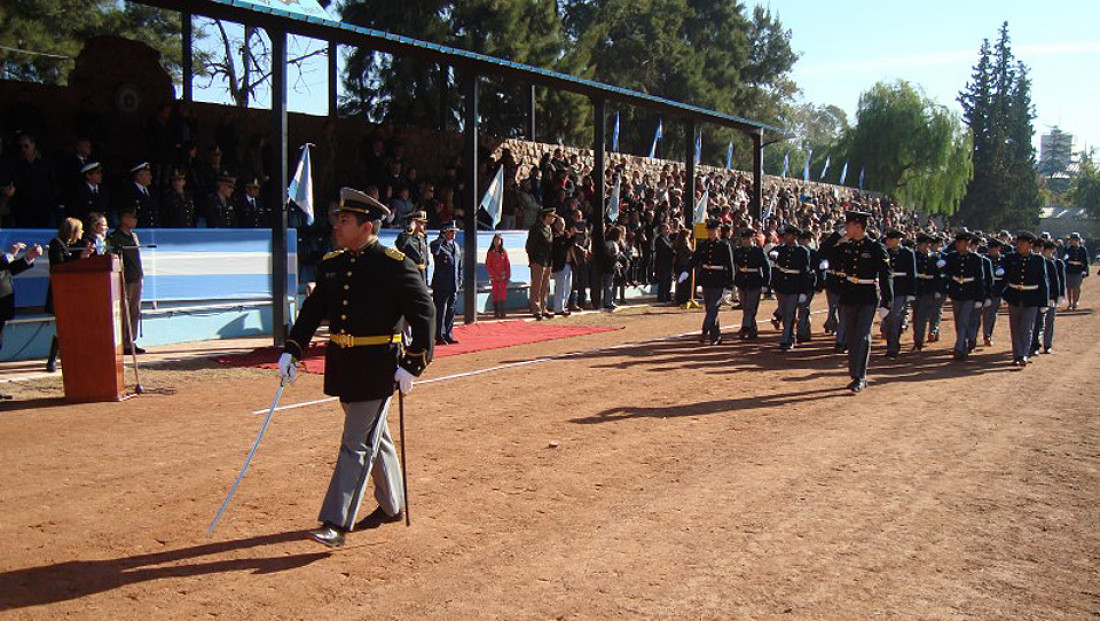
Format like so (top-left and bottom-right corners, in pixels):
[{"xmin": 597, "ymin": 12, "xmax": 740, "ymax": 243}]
[{"xmin": 51, "ymin": 254, "xmax": 126, "ymax": 402}]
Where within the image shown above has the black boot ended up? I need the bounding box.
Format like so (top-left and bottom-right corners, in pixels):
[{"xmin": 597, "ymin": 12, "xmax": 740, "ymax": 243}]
[{"xmin": 46, "ymin": 337, "xmax": 59, "ymax": 373}]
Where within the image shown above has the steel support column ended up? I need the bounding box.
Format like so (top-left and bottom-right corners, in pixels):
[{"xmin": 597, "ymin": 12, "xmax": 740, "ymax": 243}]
[
  {"xmin": 751, "ymin": 129, "xmax": 764, "ymax": 224},
  {"xmin": 270, "ymin": 28, "xmax": 289, "ymax": 345},
  {"xmin": 528, "ymin": 84, "xmax": 537, "ymax": 141},
  {"xmin": 181, "ymin": 11, "xmax": 193, "ymax": 101},
  {"xmin": 462, "ymin": 72, "xmax": 479, "ymax": 324},
  {"xmin": 685, "ymin": 119, "xmax": 697, "ymax": 222},
  {"xmin": 327, "ymin": 42, "xmax": 338, "ymax": 117},
  {"xmin": 591, "ymin": 97, "xmax": 606, "ymax": 309}
]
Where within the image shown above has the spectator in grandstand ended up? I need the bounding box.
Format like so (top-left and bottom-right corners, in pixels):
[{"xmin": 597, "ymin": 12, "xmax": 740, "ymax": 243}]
[
  {"xmin": 164, "ymin": 169, "xmax": 197, "ymax": 228},
  {"xmin": 550, "ymin": 216, "xmax": 576, "ymax": 316},
  {"xmin": 525, "ymin": 207, "xmax": 555, "ymax": 319}
]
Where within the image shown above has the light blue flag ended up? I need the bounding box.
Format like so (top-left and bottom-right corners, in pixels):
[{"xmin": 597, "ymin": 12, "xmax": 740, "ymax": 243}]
[
  {"xmin": 819, "ymin": 155, "xmax": 831, "ymax": 181},
  {"xmin": 839, "ymin": 161, "xmax": 848, "ymax": 185},
  {"xmin": 726, "ymin": 138, "xmax": 734, "ymax": 169},
  {"xmin": 781, "ymin": 151, "xmax": 790, "ymax": 178},
  {"xmin": 479, "ymin": 165, "xmax": 504, "ymax": 228},
  {"xmin": 287, "ymin": 143, "xmax": 315, "ymax": 225},
  {"xmin": 649, "ymin": 119, "xmax": 663, "ymax": 158},
  {"xmin": 607, "ymin": 174, "xmax": 621, "ymax": 223},
  {"xmin": 858, "ymin": 166, "xmax": 865, "ymax": 190},
  {"xmin": 693, "ymin": 186, "xmax": 709, "ymax": 225},
  {"xmin": 611, "ymin": 112, "xmax": 620, "ymax": 152},
  {"xmin": 802, "ymin": 149, "xmax": 813, "ymax": 182},
  {"xmin": 694, "ymin": 132, "xmax": 702, "ymax": 165}
]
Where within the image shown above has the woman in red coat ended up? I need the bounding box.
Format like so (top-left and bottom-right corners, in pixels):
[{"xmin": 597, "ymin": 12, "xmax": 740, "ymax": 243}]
[{"xmin": 486, "ymin": 233, "xmax": 511, "ymax": 318}]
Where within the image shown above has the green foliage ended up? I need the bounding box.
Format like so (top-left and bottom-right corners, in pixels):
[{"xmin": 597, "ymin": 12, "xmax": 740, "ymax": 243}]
[
  {"xmin": 0, "ymin": 1, "xmax": 191, "ymax": 85},
  {"xmin": 1068, "ymin": 154, "xmax": 1100, "ymax": 218},
  {"xmin": 956, "ymin": 22, "xmax": 1042, "ymax": 230}
]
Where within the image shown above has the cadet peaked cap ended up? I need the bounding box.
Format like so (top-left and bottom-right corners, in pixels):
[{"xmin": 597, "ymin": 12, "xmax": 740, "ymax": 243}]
[
  {"xmin": 986, "ymin": 238, "xmax": 1003, "ymax": 248},
  {"xmin": 332, "ymin": 187, "xmax": 390, "ymax": 219},
  {"xmin": 217, "ymin": 174, "xmax": 237, "ymax": 186},
  {"xmin": 1014, "ymin": 230, "xmax": 1037, "ymax": 243},
  {"xmin": 408, "ymin": 210, "xmax": 428, "ymax": 222},
  {"xmin": 440, "ymin": 220, "xmax": 459, "ymax": 232},
  {"xmin": 782, "ymin": 224, "xmax": 801, "ymax": 236},
  {"xmin": 884, "ymin": 229, "xmax": 904, "ymax": 240},
  {"xmin": 797, "ymin": 229, "xmax": 814, "ymax": 240},
  {"xmin": 705, "ymin": 218, "xmax": 721, "ymax": 229},
  {"xmin": 1069, "ymin": 232, "xmax": 1081, "ymax": 240},
  {"xmin": 739, "ymin": 227, "xmax": 757, "ymax": 238},
  {"xmin": 81, "ymin": 161, "xmax": 102, "ymax": 174},
  {"xmin": 915, "ymin": 233, "xmax": 935, "ymax": 244},
  {"xmin": 954, "ymin": 231, "xmax": 973, "ymax": 243},
  {"xmin": 244, "ymin": 178, "xmax": 261, "ymax": 188},
  {"xmin": 130, "ymin": 161, "xmax": 151, "ymax": 174},
  {"xmin": 539, "ymin": 207, "xmax": 557, "ymax": 217},
  {"xmin": 845, "ymin": 210, "xmax": 871, "ymax": 225}
]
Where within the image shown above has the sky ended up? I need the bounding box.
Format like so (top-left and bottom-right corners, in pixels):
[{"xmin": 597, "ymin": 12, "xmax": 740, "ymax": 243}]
[
  {"xmin": 759, "ymin": 0, "xmax": 1100, "ymax": 155},
  {"xmin": 191, "ymin": 0, "xmax": 1100, "ymax": 156}
]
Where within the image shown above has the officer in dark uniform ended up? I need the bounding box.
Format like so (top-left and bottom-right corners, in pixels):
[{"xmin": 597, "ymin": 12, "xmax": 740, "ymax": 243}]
[
  {"xmin": 395, "ymin": 210, "xmax": 430, "ymax": 287},
  {"xmin": 818, "ymin": 222, "xmax": 849, "ymax": 349},
  {"xmin": 430, "ymin": 221, "xmax": 462, "ymax": 344},
  {"xmin": 235, "ymin": 178, "xmax": 269, "ymax": 228},
  {"xmin": 107, "ymin": 204, "xmax": 146, "ymax": 354},
  {"xmin": 1062, "ymin": 232, "xmax": 1088, "ymax": 310},
  {"xmin": 1001, "ymin": 231, "xmax": 1049, "ymax": 366},
  {"xmin": 71, "ymin": 162, "xmax": 109, "ymax": 223},
  {"xmin": 981, "ymin": 238, "xmax": 1007, "ymax": 347},
  {"xmin": 732, "ymin": 227, "xmax": 771, "ymax": 340},
  {"xmin": 125, "ymin": 162, "xmax": 161, "ymax": 228},
  {"xmin": 967, "ymin": 235, "xmax": 994, "ymax": 349},
  {"xmin": 688, "ymin": 219, "xmax": 734, "ymax": 345},
  {"xmin": 881, "ymin": 229, "xmax": 916, "ymax": 358},
  {"xmin": 769, "ymin": 225, "xmax": 812, "ymax": 351},
  {"xmin": 911, "ymin": 233, "xmax": 938, "ymax": 351},
  {"xmin": 1032, "ymin": 240, "xmax": 1065, "ymax": 356},
  {"xmin": 833, "ymin": 210, "xmax": 892, "ymax": 393},
  {"xmin": 942, "ymin": 231, "xmax": 987, "ymax": 360},
  {"xmin": 277, "ymin": 187, "xmax": 434, "ymax": 547},
  {"xmin": 205, "ymin": 175, "xmax": 237, "ymax": 228},
  {"xmin": 927, "ymin": 235, "xmax": 949, "ymax": 343}
]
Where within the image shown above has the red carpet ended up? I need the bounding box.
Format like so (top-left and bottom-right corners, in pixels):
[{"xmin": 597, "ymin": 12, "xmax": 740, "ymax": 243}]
[{"xmin": 216, "ymin": 320, "xmax": 622, "ymax": 374}]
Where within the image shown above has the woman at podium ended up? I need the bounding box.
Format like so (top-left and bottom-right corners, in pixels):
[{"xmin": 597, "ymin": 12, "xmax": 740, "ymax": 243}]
[{"xmin": 45, "ymin": 217, "xmax": 91, "ymax": 373}]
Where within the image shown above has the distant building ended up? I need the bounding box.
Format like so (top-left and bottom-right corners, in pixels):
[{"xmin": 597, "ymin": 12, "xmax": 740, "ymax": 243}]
[{"xmin": 1039, "ymin": 127, "xmax": 1079, "ymax": 194}]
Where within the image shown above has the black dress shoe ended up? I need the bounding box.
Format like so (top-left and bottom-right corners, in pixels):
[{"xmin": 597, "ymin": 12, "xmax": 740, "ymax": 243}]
[
  {"xmin": 833, "ymin": 345, "xmax": 847, "ymax": 353},
  {"xmin": 355, "ymin": 507, "xmax": 404, "ymax": 530},
  {"xmin": 847, "ymin": 378, "xmax": 867, "ymax": 393},
  {"xmin": 132, "ymin": 346, "xmax": 147, "ymax": 354},
  {"xmin": 307, "ymin": 523, "xmax": 346, "ymax": 547},
  {"xmin": 445, "ymin": 336, "xmax": 459, "ymax": 345},
  {"xmin": 779, "ymin": 343, "xmax": 793, "ymax": 351},
  {"xmin": 435, "ymin": 338, "xmax": 448, "ymax": 345}
]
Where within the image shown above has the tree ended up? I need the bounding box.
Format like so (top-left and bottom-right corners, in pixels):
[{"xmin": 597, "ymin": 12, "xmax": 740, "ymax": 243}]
[
  {"xmin": 1068, "ymin": 153, "xmax": 1100, "ymax": 219},
  {"xmin": 840, "ymin": 80, "xmax": 971, "ymax": 214}
]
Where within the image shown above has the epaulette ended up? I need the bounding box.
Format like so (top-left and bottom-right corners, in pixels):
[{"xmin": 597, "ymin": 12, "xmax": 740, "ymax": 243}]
[
  {"xmin": 322, "ymin": 248, "xmax": 346, "ymax": 261},
  {"xmin": 384, "ymin": 246, "xmax": 406, "ymax": 262}
]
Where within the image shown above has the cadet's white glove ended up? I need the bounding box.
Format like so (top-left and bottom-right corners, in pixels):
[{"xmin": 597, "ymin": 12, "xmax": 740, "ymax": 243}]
[
  {"xmin": 994, "ymin": 267, "xmax": 1005, "ymax": 277},
  {"xmin": 1040, "ymin": 306, "xmax": 1049, "ymax": 313},
  {"xmin": 1049, "ymin": 299, "xmax": 1057, "ymax": 308},
  {"xmin": 973, "ymin": 301, "xmax": 983, "ymax": 309},
  {"xmin": 798, "ymin": 293, "xmax": 808, "ymax": 303},
  {"xmin": 768, "ymin": 250, "xmax": 779, "ymax": 261},
  {"xmin": 878, "ymin": 307, "xmax": 889, "ymax": 320},
  {"xmin": 277, "ymin": 352, "xmax": 298, "ymax": 384},
  {"xmin": 936, "ymin": 259, "xmax": 947, "ymax": 269},
  {"xmin": 819, "ymin": 259, "xmax": 830, "ymax": 270},
  {"xmin": 982, "ymin": 299, "xmax": 991, "ymax": 308},
  {"xmin": 395, "ymin": 366, "xmax": 415, "ymax": 395},
  {"xmin": 677, "ymin": 271, "xmax": 690, "ymax": 283},
  {"xmin": 1058, "ymin": 297, "xmax": 1065, "ymax": 305}
]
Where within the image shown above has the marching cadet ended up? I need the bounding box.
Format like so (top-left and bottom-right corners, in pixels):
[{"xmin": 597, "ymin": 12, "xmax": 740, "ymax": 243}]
[
  {"xmin": 796, "ymin": 229, "xmax": 821, "ymax": 343},
  {"xmin": 927, "ymin": 234, "xmax": 949, "ymax": 343},
  {"xmin": 688, "ymin": 218, "xmax": 734, "ymax": 345},
  {"xmin": 1033, "ymin": 240, "xmax": 1066, "ymax": 355},
  {"xmin": 1001, "ymin": 231, "xmax": 1049, "ymax": 366},
  {"xmin": 818, "ymin": 222, "xmax": 849, "ymax": 350},
  {"xmin": 395, "ymin": 210, "xmax": 430, "ymax": 287},
  {"xmin": 1062, "ymin": 232, "xmax": 1088, "ymax": 310},
  {"xmin": 967, "ymin": 235, "xmax": 995, "ymax": 349},
  {"xmin": 942, "ymin": 231, "xmax": 987, "ymax": 360},
  {"xmin": 911, "ymin": 233, "xmax": 939, "ymax": 351},
  {"xmin": 277, "ymin": 187, "xmax": 434, "ymax": 547},
  {"xmin": 732, "ymin": 227, "xmax": 771, "ymax": 340},
  {"xmin": 981, "ymin": 239, "xmax": 1007, "ymax": 347},
  {"xmin": 430, "ymin": 221, "xmax": 462, "ymax": 345},
  {"xmin": 769, "ymin": 225, "xmax": 812, "ymax": 351},
  {"xmin": 882, "ymin": 229, "xmax": 917, "ymax": 359},
  {"xmin": 833, "ymin": 210, "xmax": 892, "ymax": 393}
]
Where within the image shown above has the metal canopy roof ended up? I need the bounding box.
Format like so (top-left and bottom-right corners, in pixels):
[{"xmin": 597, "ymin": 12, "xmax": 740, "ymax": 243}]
[{"xmin": 139, "ymin": 0, "xmax": 784, "ymax": 135}]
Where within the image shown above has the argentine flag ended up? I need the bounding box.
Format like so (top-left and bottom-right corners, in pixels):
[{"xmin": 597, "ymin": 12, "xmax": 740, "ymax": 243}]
[
  {"xmin": 726, "ymin": 138, "xmax": 734, "ymax": 170},
  {"xmin": 802, "ymin": 149, "xmax": 813, "ymax": 182},
  {"xmin": 781, "ymin": 151, "xmax": 790, "ymax": 178},
  {"xmin": 479, "ymin": 165, "xmax": 504, "ymax": 229},
  {"xmin": 819, "ymin": 155, "xmax": 831, "ymax": 181},
  {"xmin": 611, "ymin": 113, "xmax": 620, "ymax": 152},
  {"xmin": 287, "ymin": 143, "xmax": 315, "ymax": 225},
  {"xmin": 693, "ymin": 186, "xmax": 709, "ymax": 225},
  {"xmin": 649, "ymin": 119, "xmax": 663, "ymax": 158},
  {"xmin": 839, "ymin": 161, "xmax": 849, "ymax": 185}
]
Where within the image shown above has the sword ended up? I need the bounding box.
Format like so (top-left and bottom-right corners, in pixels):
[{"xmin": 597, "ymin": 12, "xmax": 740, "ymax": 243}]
[
  {"xmin": 398, "ymin": 391, "xmax": 411, "ymax": 527},
  {"xmin": 207, "ymin": 377, "xmax": 288, "ymax": 535}
]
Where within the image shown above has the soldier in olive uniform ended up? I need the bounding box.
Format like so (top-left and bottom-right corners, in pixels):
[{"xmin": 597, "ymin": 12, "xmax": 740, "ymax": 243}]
[
  {"xmin": 732, "ymin": 227, "xmax": 771, "ymax": 340},
  {"xmin": 277, "ymin": 187, "xmax": 434, "ymax": 547},
  {"xmin": 395, "ymin": 210, "xmax": 430, "ymax": 287},
  {"xmin": 831, "ymin": 210, "xmax": 892, "ymax": 393},
  {"xmin": 687, "ymin": 219, "xmax": 734, "ymax": 345}
]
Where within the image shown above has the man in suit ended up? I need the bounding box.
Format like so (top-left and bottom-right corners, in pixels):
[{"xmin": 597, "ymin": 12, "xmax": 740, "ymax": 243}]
[{"xmin": 430, "ymin": 221, "xmax": 462, "ymax": 345}]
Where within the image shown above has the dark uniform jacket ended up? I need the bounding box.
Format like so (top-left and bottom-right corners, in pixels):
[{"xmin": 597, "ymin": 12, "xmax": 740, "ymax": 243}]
[
  {"xmin": 0, "ymin": 253, "xmax": 35, "ymax": 321},
  {"xmin": 689, "ymin": 238, "xmax": 734, "ymax": 289},
  {"xmin": 283, "ymin": 240, "xmax": 435, "ymax": 401},
  {"xmin": 126, "ymin": 182, "xmax": 161, "ymax": 228},
  {"xmin": 818, "ymin": 232, "xmax": 848, "ymax": 293},
  {"xmin": 430, "ymin": 237, "xmax": 462, "ymax": 292},
  {"xmin": 943, "ymin": 251, "xmax": 986, "ymax": 301},
  {"xmin": 987, "ymin": 253, "xmax": 1007, "ymax": 298},
  {"xmin": 770, "ymin": 243, "xmax": 812, "ymax": 295},
  {"xmin": 1062, "ymin": 245, "xmax": 1089, "ymax": 275},
  {"xmin": 807, "ymin": 246, "xmax": 824, "ymax": 293},
  {"xmin": 654, "ymin": 234, "xmax": 674, "ymax": 273},
  {"xmin": 1049, "ymin": 256, "xmax": 1067, "ymax": 302},
  {"xmin": 732, "ymin": 244, "xmax": 771, "ymax": 290},
  {"xmin": 887, "ymin": 246, "xmax": 918, "ymax": 298},
  {"xmin": 163, "ymin": 190, "xmax": 197, "ymax": 228},
  {"xmin": 204, "ymin": 193, "xmax": 236, "ymax": 228},
  {"xmin": 835, "ymin": 236, "xmax": 893, "ymax": 307},
  {"xmin": 71, "ymin": 182, "xmax": 109, "ymax": 222},
  {"xmin": 525, "ymin": 222, "xmax": 553, "ymax": 266},
  {"xmin": 914, "ymin": 250, "xmax": 940, "ymax": 297},
  {"xmin": 106, "ymin": 229, "xmax": 144, "ymax": 285},
  {"xmin": 235, "ymin": 194, "xmax": 269, "ymax": 228},
  {"xmin": 395, "ymin": 231, "xmax": 430, "ymax": 285},
  {"xmin": 1000, "ymin": 251, "xmax": 1049, "ymax": 307}
]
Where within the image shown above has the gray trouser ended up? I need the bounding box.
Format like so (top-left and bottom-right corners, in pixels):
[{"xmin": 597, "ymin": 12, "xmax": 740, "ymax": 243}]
[
  {"xmin": 967, "ymin": 300, "xmax": 984, "ymax": 345},
  {"xmin": 840, "ymin": 303, "xmax": 876, "ymax": 380},
  {"xmin": 122, "ymin": 280, "xmax": 142, "ymax": 346},
  {"xmin": 1007, "ymin": 304, "xmax": 1038, "ymax": 360},
  {"xmin": 982, "ymin": 296, "xmax": 1001, "ymax": 341},
  {"xmin": 738, "ymin": 286, "xmax": 761, "ymax": 332},
  {"xmin": 1031, "ymin": 307, "xmax": 1048, "ymax": 353},
  {"xmin": 1043, "ymin": 306, "xmax": 1056, "ymax": 349},
  {"xmin": 912, "ymin": 294, "xmax": 938, "ymax": 347},
  {"xmin": 824, "ymin": 288, "xmax": 840, "ymax": 333},
  {"xmin": 929, "ymin": 293, "xmax": 944, "ymax": 337},
  {"xmin": 776, "ymin": 293, "xmax": 800, "ymax": 346},
  {"xmin": 950, "ymin": 300, "xmax": 979, "ymax": 354},
  {"xmin": 701, "ymin": 287, "xmax": 723, "ymax": 340},
  {"xmin": 797, "ymin": 292, "xmax": 815, "ymax": 341},
  {"xmin": 884, "ymin": 295, "xmax": 909, "ymax": 355},
  {"xmin": 319, "ymin": 397, "xmax": 404, "ymax": 530}
]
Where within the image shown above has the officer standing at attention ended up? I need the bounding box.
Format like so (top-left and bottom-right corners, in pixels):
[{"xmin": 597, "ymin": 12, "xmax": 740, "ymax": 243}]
[
  {"xmin": 769, "ymin": 225, "xmax": 812, "ymax": 351},
  {"xmin": 981, "ymin": 239, "xmax": 1007, "ymax": 347},
  {"xmin": 126, "ymin": 162, "xmax": 160, "ymax": 228},
  {"xmin": 882, "ymin": 229, "xmax": 917, "ymax": 359},
  {"xmin": 687, "ymin": 219, "xmax": 734, "ymax": 345},
  {"xmin": 833, "ymin": 209, "xmax": 892, "ymax": 393},
  {"xmin": 732, "ymin": 227, "xmax": 771, "ymax": 340},
  {"xmin": 1061, "ymin": 232, "xmax": 1088, "ymax": 310},
  {"xmin": 430, "ymin": 221, "xmax": 462, "ymax": 345},
  {"xmin": 395, "ymin": 210, "xmax": 430, "ymax": 287},
  {"xmin": 277, "ymin": 187, "xmax": 434, "ymax": 547},
  {"xmin": 941, "ymin": 231, "xmax": 987, "ymax": 361},
  {"xmin": 1001, "ymin": 231, "xmax": 1049, "ymax": 367}
]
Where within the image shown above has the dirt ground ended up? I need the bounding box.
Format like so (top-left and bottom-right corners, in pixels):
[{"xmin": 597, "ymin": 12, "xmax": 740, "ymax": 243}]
[{"xmin": 0, "ymin": 289, "xmax": 1097, "ymax": 620}]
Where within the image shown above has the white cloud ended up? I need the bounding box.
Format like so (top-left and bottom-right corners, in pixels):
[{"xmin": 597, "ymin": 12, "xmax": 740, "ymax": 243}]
[{"xmin": 798, "ymin": 41, "xmax": 1100, "ymax": 77}]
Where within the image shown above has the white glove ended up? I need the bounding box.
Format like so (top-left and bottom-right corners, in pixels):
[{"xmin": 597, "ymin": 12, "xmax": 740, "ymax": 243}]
[
  {"xmin": 1058, "ymin": 297, "xmax": 1065, "ymax": 305},
  {"xmin": 936, "ymin": 259, "xmax": 946, "ymax": 269},
  {"xmin": 395, "ymin": 366, "xmax": 415, "ymax": 395},
  {"xmin": 877, "ymin": 307, "xmax": 889, "ymax": 320},
  {"xmin": 1049, "ymin": 299, "xmax": 1057, "ymax": 308},
  {"xmin": 277, "ymin": 352, "xmax": 298, "ymax": 384},
  {"xmin": 819, "ymin": 259, "xmax": 830, "ymax": 270},
  {"xmin": 677, "ymin": 271, "xmax": 690, "ymax": 283},
  {"xmin": 973, "ymin": 301, "xmax": 982, "ymax": 309},
  {"xmin": 768, "ymin": 250, "xmax": 779, "ymax": 260},
  {"xmin": 723, "ymin": 288, "xmax": 732, "ymax": 298},
  {"xmin": 1040, "ymin": 306, "xmax": 1049, "ymax": 313},
  {"xmin": 798, "ymin": 294, "xmax": 808, "ymax": 303},
  {"xmin": 994, "ymin": 268, "xmax": 1005, "ymax": 277}
]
